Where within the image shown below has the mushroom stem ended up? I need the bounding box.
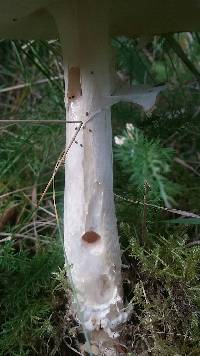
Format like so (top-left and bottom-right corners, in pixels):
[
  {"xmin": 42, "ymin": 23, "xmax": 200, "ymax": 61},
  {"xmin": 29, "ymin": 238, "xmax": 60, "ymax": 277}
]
[{"xmin": 51, "ymin": 0, "xmax": 125, "ymax": 345}]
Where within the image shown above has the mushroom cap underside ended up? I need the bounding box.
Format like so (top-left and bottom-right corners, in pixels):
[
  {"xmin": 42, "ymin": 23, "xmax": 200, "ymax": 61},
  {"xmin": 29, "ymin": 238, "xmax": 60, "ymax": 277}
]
[{"xmin": 0, "ymin": 0, "xmax": 199, "ymax": 39}]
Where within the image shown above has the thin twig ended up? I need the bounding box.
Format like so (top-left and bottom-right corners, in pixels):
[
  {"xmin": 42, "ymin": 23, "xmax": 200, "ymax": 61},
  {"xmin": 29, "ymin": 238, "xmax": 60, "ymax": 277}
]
[
  {"xmin": 0, "ymin": 232, "xmax": 50, "ymax": 244},
  {"xmin": 19, "ymin": 220, "xmax": 56, "ymax": 233},
  {"xmin": 0, "ymin": 236, "xmax": 11, "ymax": 243},
  {"xmin": 114, "ymin": 193, "xmax": 200, "ymax": 218},
  {"xmin": 63, "ymin": 337, "xmax": 82, "ymax": 356},
  {"xmin": 174, "ymin": 157, "xmax": 200, "ymax": 177},
  {"xmin": 0, "ymin": 187, "xmax": 32, "ymax": 200},
  {"xmin": 0, "ymin": 120, "xmax": 79, "ymax": 124},
  {"xmin": 186, "ymin": 240, "xmax": 200, "ymax": 247},
  {"xmin": 141, "ymin": 181, "xmax": 150, "ymax": 246},
  {"xmin": 0, "ymin": 75, "xmax": 63, "ymax": 94},
  {"xmin": 52, "ymin": 177, "xmax": 60, "ymax": 228},
  {"xmin": 37, "ymin": 206, "xmax": 56, "ymax": 218},
  {"xmin": 0, "ymin": 180, "xmax": 64, "ymax": 201}
]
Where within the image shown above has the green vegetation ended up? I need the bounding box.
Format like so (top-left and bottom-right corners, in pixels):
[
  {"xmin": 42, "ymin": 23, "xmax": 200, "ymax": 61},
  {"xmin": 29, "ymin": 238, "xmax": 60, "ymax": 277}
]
[
  {"xmin": 1, "ymin": 34, "xmax": 200, "ymax": 354},
  {"xmin": 114, "ymin": 125, "xmax": 178, "ymax": 207},
  {"xmin": 0, "ymin": 243, "xmax": 64, "ymax": 355}
]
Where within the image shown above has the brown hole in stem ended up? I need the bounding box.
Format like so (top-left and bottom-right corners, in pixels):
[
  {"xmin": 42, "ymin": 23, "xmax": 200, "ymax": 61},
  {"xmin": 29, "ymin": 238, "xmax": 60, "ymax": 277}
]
[
  {"xmin": 67, "ymin": 67, "xmax": 81, "ymax": 99},
  {"xmin": 82, "ymin": 231, "xmax": 101, "ymax": 244}
]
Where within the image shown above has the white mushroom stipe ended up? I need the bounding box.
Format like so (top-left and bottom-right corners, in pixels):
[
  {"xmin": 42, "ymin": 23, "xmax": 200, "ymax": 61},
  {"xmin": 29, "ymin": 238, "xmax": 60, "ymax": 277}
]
[
  {"xmin": 51, "ymin": 1, "xmax": 125, "ymax": 338},
  {"xmin": 51, "ymin": 0, "xmax": 166, "ymax": 339}
]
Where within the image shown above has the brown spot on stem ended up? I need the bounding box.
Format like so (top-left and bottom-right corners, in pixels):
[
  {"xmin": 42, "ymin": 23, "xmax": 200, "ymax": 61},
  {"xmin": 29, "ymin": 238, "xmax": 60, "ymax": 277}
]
[
  {"xmin": 82, "ymin": 231, "xmax": 101, "ymax": 244},
  {"xmin": 67, "ymin": 67, "xmax": 81, "ymax": 100}
]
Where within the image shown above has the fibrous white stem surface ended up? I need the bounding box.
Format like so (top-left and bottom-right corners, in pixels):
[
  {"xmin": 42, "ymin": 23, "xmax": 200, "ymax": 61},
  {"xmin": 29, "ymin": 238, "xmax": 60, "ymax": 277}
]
[{"xmin": 52, "ymin": 0, "xmax": 125, "ymax": 335}]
